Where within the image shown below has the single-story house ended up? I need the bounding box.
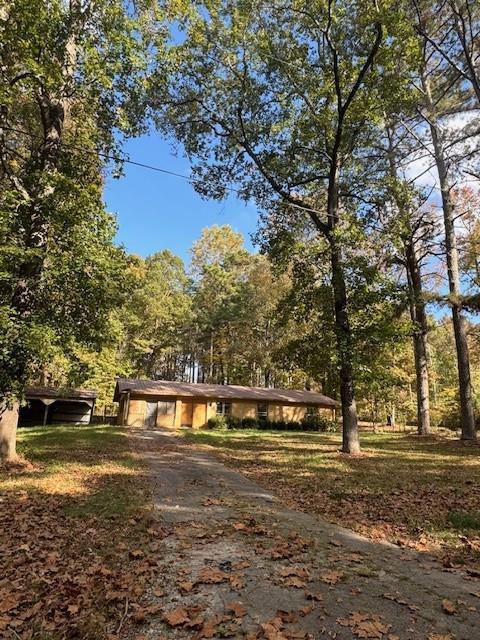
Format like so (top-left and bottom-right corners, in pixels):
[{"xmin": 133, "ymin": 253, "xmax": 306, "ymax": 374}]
[
  {"xmin": 19, "ymin": 386, "xmax": 97, "ymax": 427},
  {"xmin": 113, "ymin": 378, "xmax": 338, "ymax": 428}
]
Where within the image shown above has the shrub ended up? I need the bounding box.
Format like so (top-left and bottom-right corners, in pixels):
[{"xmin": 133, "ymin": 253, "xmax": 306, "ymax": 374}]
[
  {"xmin": 226, "ymin": 415, "xmax": 242, "ymax": 429},
  {"xmin": 206, "ymin": 415, "xmax": 227, "ymax": 430},
  {"xmin": 241, "ymin": 417, "xmax": 259, "ymax": 429},
  {"xmin": 302, "ymin": 414, "xmax": 338, "ymax": 432},
  {"xmin": 206, "ymin": 414, "xmax": 338, "ymax": 433}
]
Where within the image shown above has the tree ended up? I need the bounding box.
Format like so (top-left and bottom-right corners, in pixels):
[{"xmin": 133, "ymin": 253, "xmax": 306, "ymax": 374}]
[
  {"xmin": 150, "ymin": 0, "xmax": 417, "ymax": 453},
  {"xmin": 122, "ymin": 251, "xmax": 192, "ymax": 380},
  {"xmin": 191, "ymin": 225, "xmax": 255, "ymax": 384},
  {"xmin": 0, "ymin": 0, "xmax": 156, "ymax": 459},
  {"xmin": 412, "ymin": 0, "xmax": 480, "ymax": 105},
  {"xmin": 380, "ymin": 122, "xmax": 438, "ymax": 435},
  {"xmin": 410, "ymin": 4, "xmax": 479, "ymax": 439}
]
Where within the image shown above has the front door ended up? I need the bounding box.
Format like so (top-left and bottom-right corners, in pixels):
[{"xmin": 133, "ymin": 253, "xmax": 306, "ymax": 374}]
[
  {"xmin": 181, "ymin": 401, "xmax": 193, "ymax": 427},
  {"xmin": 145, "ymin": 401, "xmax": 157, "ymax": 428}
]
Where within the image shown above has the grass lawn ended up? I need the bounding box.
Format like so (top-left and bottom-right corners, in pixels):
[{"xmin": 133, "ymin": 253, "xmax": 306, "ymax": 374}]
[
  {"xmin": 183, "ymin": 429, "xmax": 480, "ymax": 568},
  {"xmin": 0, "ymin": 425, "xmax": 162, "ymax": 640}
]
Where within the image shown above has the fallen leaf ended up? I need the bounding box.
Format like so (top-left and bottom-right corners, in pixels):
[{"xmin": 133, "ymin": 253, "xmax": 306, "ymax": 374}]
[
  {"xmin": 320, "ymin": 570, "xmax": 345, "ymax": 585},
  {"xmin": 282, "ymin": 576, "xmax": 307, "ymax": 589},
  {"xmin": 202, "ymin": 497, "xmax": 223, "ymax": 506},
  {"xmin": 261, "ymin": 619, "xmax": 289, "ymax": 640},
  {"xmin": 441, "ymin": 599, "xmax": 456, "ymax": 615},
  {"xmin": 226, "ymin": 601, "xmax": 247, "ymax": 618},
  {"xmin": 229, "ymin": 574, "xmax": 246, "ymax": 589},
  {"xmin": 67, "ymin": 604, "xmax": 80, "ymax": 615},
  {"xmin": 278, "ymin": 566, "xmax": 310, "ymax": 579},
  {"xmin": 337, "ymin": 611, "xmax": 391, "ymax": 639},
  {"xmin": 163, "ymin": 607, "xmax": 190, "ymax": 627},
  {"xmin": 198, "ymin": 567, "xmax": 229, "ymax": 584}
]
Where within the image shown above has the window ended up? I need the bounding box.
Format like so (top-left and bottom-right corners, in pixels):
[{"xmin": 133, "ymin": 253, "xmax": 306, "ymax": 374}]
[
  {"xmin": 216, "ymin": 402, "xmax": 231, "ymax": 416},
  {"xmin": 158, "ymin": 400, "xmax": 175, "ymax": 416},
  {"xmin": 306, "ymin": 406, "xmax": 319, "ymax": 417},
  {"xmin": 257, "ymin": 403, "xmax": 268, "ymax": 421}
]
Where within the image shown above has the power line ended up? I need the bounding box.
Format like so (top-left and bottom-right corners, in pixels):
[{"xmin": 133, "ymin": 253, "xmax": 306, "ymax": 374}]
[
  {"xmin": 2, "ymin": 125, "xmax": 337, "ymax": 220},
  {"xmin": 2, "ymin": 124, "xmax": 458, "ymax": 221},
  {"xmin": 3, "ymin": 124, "xmax": 355, "ymax": 222}
]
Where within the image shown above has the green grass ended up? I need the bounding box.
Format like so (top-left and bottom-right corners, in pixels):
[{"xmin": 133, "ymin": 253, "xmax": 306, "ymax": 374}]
[
  {"xmin": 17, "ymin": 424, "xmax": 127, "ymax": 462},
  {"xmin": 448, "ymin": 511, "xmax": 480, "ymax": 531},
  {"xmin": 183, "ymin": 428, "xmax": 480, "ymax": 562},
  {"xmin": 5, "ymin": 424, "xmax": 147, "ymax": 518}
]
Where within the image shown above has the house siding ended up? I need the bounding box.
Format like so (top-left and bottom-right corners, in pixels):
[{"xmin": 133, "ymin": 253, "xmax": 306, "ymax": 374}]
[
  {"xmin": 231, "ymin": 401, "xmax": 257, "ymax": 420},
  {"xmin": 121, "ymin": 394, "xmax": 335, "ymax": 428},
  {"xmin": 127, "ymin": 398, "xmax": 146, "ymax": 427},
  {"xmin": 268, "ymin": 404, "xmax": 307, "ymax": 422}
]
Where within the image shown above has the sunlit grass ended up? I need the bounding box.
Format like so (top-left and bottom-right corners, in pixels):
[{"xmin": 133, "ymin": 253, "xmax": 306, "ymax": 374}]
[{"xmin": 1, "ymin": 424, "xmax": 147, "ymax": 516}]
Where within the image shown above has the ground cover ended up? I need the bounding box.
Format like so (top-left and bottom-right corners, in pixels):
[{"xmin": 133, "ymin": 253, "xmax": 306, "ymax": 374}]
[
  {"xmin": 183, "ymin": 429, "xmax": 480, "ymax": 568},
  {"xmin": 0, "ymin": 425, "xmax": 163, "ymax": 639}
]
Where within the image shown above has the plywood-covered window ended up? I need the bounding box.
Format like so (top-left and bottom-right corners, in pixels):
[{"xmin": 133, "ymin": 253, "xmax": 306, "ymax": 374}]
[{"xmin": 158, "ymin": 400, "xmax": 175, "ymax": 416}]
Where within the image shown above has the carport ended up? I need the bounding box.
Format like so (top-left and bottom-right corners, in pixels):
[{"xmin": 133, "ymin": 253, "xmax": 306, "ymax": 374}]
[{"xmin": 19, "ymin": 386, "xmax": 97, "ymax": 427}]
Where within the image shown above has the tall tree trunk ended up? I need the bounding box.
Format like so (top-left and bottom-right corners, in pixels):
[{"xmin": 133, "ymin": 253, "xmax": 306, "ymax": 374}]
[
  {"xmin": 321, "ymin": 161, "xmax": 360, "ymax": 455},
  {"xmin": 330, "ymin": 238, "xmax": 360, "ymax": 454},
  {"xmin": 450, "ymin": 0, "xmax": 480, "ymax": 105},
  {"xmin": 422, "ymin": 72, "xmax": 476, "ymax": 440},
  {"xmin": 208, "ymin": 331, "xmax": 214, "ymax": 382},
  {"xmin": 0, "ymin": 0, "xmax": 80, "ymax": 461},
  {"xmin": 0, "ymin": 403, "xmax": 20, "ymax": 462},
  {"xmin": 406, "ymin": 243, "xmax": 431, "ymax": 435},
  {"xmin": 385, "ymin": 123, "xmax": 432, "ymax": 437}
]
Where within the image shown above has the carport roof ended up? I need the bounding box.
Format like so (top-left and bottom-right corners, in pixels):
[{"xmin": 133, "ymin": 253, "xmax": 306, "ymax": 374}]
[
  {"xmin": 25, "ymin": 386, "xmax": 97, "ymax": 401},
  {"xmin": 113, "ymin": 378, "xmax": 339, "ymax": 407}
]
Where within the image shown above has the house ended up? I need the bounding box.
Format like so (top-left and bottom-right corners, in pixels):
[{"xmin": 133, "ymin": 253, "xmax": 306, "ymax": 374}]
[
  {"xmin": 113, "ymin": 378, "xmax": 338, "ymax": 428},
  {"xmin": 19, "ymin": 386, "xmax": 97, "ymax": 427}
]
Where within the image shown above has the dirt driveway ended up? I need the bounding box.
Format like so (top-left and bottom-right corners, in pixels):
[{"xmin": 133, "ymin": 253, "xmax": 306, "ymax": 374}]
[{"xmin": 132, "ymin": 429, "xmax": 480, "ymax": 640}]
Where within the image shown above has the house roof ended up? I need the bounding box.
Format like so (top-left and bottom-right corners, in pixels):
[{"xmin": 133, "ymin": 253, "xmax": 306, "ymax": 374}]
[
  {"xmin": 25, "ymin": 386, "xmax": 97, "ymax": 401},
  {"xmin": 113, "ymin": 378, "xmax": 339, "ymax": 407}
]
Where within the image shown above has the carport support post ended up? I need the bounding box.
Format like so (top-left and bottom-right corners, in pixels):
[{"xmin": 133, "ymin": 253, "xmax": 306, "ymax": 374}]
[
  {"xmin": 122, "ymin": 391, "xmax": 130, "ymax": 426},
  {"xmin": 42, "ymin": 403, "xmax": 48, "ymax": 427}
]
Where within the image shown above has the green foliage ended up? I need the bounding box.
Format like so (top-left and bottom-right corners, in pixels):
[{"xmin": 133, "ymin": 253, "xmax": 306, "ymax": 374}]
[
  {"xmin": 121, "ymin": 251, "xmax": 193, "ymax": 380},
  {"xmin": 448, "ymin": 511, "xmax": 480, "ymax": 532},
  {"xmin": 301, "ymin": 414, "xmax": 338, "ymax": 433},
  {"xmin": 206, "ymin": 414, "xmax": 338, "ymax": 432},
  {"xmin": 0, "ymin": 0, "xmax": 159, "ymax": 409},
  {"xmin": 206, "ymin": 415, "xmax": 228, "ymax": 430},
  {"xmin": 239, "ymin": 417, "xmax": 258, "ymax": 429}
]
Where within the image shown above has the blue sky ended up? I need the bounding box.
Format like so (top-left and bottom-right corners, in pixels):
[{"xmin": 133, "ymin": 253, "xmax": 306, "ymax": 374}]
[{"xmin": 104, "ymin": 132, "xmax": 259, "ymax": 261}]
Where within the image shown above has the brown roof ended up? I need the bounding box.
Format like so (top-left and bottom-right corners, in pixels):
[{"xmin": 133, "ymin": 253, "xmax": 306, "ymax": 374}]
[
  {"xmin": 113, "ymin": 378, "xmax": 338, "ymax": 407},
  {"xmin": 25, "ymin": 386, "xmax": 97, "ymax": 400}
]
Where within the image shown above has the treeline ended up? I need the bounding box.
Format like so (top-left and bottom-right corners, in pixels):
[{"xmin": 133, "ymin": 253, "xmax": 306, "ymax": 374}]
[
  {"xmin": 1, "ymin": 0, "xmax": 480, "ymax": 459},
  {"xmin": 33, "ymin": 223, "xmax": 480, "ymax": 435}
]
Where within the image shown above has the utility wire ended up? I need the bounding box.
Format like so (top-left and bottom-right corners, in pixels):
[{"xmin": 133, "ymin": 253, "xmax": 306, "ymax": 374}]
[
  {"xmin": 1, "ymin": 124, "xmax": 451, "ymax": 220},
  {"xmin": 2, "ymin": 125, "xmax": 337, "ymax": 220}
]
